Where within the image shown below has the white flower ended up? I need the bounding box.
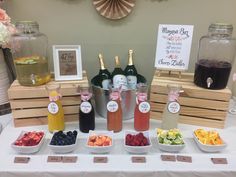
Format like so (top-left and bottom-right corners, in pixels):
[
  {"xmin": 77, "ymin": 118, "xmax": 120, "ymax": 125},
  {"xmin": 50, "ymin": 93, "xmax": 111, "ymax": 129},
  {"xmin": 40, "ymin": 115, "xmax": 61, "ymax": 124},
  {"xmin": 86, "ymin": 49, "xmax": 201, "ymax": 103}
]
[{"xmin": 0, "ymin": 22, "xmax": 10, "ymax": 46}]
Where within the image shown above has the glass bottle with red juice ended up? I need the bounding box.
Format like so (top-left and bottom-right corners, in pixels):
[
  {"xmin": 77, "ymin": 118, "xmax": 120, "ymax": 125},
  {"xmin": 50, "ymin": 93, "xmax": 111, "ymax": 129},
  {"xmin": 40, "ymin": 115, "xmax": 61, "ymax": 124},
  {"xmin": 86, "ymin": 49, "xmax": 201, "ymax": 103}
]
[
  {"xmin": 134, "ymin": 84, "xmax": 150, "ymax": 131},
  {"xmin": 107, "ymin": 88, "xmax": 122, "ymax": 132}
]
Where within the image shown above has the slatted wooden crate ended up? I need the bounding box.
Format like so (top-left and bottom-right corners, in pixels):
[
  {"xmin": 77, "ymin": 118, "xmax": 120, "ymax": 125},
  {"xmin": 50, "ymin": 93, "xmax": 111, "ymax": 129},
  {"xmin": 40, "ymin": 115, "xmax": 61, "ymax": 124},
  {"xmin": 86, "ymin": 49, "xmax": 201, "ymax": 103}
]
[
  {"xmin": 8, "ymin": 71, "xmax": 89, "ymax": 127},
  {"xmin": 150, "ymin": 70, "xmax": 232, "ymax": 128}
]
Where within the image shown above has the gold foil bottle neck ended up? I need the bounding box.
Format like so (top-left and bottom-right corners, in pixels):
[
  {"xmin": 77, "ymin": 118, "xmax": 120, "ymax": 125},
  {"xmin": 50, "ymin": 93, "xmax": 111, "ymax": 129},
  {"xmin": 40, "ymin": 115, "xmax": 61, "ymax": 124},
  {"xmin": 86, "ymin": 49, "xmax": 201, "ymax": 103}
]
[
  {"xmin": 98, "ymin": 53, "xmax": 106, "ymax": 70},
  {"xmin": 128, "ymin": 49, "xmax": 134, "ymax": 66},
  {"xmin": 115, "ymin": 56, "xmax": 121, "ymax": 67}
]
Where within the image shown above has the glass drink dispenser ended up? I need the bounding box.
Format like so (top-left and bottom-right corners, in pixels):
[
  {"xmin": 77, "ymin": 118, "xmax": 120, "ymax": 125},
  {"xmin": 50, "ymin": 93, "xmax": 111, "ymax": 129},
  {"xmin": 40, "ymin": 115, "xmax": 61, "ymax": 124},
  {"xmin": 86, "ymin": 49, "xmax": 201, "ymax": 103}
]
[
  {"xmin": 11, "ymin": 21, "xmax": 51, "ymax": 86},
  {"xmin": 194, "ymin": 23, "xmax": 236, "ymax": 89}
]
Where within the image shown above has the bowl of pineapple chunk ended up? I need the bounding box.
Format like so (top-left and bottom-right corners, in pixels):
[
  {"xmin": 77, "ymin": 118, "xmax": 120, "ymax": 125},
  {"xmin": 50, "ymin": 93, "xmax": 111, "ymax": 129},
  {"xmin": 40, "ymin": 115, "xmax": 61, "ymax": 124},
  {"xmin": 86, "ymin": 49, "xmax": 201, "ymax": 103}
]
[{"xmin": 193, "ymin": 129, "xmax": 227, "ymax": 152}]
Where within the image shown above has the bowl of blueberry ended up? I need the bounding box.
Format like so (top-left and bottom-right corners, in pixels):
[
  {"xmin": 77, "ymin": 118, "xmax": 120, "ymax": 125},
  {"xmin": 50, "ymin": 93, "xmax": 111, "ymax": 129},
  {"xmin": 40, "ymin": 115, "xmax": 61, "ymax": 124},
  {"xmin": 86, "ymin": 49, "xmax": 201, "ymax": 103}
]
[{"xmin": 48, "ymin": 130, "xmax": 78, "ymax": 153}]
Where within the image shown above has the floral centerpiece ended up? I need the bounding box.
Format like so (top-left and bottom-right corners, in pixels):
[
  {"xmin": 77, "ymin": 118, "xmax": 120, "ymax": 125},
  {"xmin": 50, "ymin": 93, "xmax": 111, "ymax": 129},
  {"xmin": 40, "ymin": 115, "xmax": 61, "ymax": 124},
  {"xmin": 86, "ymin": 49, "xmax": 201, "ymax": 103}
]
[
  {"xmin": 0, "ymin": 6, "xmax": 16, "ymax": 115},
  {"xmin": 0, "ymin": 8, "xmax": 16, "ymax": 48}
]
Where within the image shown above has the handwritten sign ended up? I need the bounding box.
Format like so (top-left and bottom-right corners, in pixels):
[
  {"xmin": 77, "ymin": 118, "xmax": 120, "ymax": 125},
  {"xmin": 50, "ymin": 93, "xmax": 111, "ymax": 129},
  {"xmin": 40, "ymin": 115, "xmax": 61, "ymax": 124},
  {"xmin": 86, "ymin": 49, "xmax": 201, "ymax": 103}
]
[
  {"xmin": 58, "ymin": 50, "xmax": 77, "ymax": 76},
  {"xmin": 155, "ymin": 24, "xmax": 194, "ymax": 70}
]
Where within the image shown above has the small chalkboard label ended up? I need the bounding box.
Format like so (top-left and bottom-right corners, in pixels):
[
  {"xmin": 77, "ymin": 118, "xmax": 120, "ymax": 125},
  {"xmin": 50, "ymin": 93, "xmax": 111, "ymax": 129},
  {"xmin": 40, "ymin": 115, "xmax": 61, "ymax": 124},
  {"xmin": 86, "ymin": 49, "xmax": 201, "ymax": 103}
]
[
  {"xmin": 131, "ymin": 156, "xmax": 146, "ymax": 163},
  {"xmin": 161, "ymin": 155, "xmax": 176, "ymax": 162},
  {"xmin": 211, "ymin": 158, "xmax": 228, "ymax": 164},
  {"xmin": 14, "ymin": 157, "xmax": 30, "ymax": 164},
  {"xmin": 62, "ymin": 156, "xmax": 78, "ymax": 163},
  {"xmin": 93, "ymin": 157, "xmax": 108, "ymax": 163},
  {"xmin": 47, "ymin": 156, "xmax": 63, "ymax": 163},
  {"xmin": 176, "ymin": 155, "xmax": 192, "ymax": 163}
]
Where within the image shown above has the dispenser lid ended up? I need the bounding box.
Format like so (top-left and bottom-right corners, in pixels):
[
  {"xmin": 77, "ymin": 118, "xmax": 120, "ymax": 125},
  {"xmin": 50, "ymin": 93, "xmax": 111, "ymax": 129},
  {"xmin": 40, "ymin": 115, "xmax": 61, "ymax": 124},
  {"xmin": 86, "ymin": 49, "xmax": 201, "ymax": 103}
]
[{"xmin": 209, "ymin": 23, "xmax": 233, "ymax": 34}]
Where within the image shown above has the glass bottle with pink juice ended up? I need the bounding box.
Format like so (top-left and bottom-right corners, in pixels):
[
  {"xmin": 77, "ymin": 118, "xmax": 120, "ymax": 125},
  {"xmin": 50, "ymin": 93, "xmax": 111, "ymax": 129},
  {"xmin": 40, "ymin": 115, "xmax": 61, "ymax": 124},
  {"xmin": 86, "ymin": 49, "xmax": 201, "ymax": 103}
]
[{"xmin": 134, "ymin": 84, "xmax": 150, "ymax": 131}]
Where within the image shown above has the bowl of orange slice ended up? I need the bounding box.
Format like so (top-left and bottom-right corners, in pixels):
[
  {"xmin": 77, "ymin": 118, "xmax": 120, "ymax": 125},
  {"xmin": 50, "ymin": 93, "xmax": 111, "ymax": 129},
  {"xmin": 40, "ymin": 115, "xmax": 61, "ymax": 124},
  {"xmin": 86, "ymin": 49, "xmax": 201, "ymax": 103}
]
[
  {"xmin": 86, "ymin": 130, "xmax": 113, "ymax": 154},
  {"xmin": 193, "ymin": 129, "xmax": 227, "ymax": 152}
]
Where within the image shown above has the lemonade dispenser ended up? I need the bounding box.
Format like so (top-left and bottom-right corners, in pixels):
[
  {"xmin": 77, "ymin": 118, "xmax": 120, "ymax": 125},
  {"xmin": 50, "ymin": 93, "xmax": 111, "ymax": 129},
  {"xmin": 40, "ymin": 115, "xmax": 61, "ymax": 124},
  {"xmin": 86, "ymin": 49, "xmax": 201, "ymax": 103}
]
[{"xmin": 11, "ymin": 21, "xmax": 50, "ymax": 86}]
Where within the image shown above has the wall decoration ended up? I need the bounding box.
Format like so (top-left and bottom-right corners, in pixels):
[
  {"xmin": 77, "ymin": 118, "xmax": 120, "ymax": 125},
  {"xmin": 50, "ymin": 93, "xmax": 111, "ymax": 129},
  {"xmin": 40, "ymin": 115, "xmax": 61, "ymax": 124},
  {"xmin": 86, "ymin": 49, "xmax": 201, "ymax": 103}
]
[
  {"xmin": 93, "ymin": 0, "xmax": 135, "ymax": 20},
  {"xmin": 53, "ymin": 45, "xmax": 83, "ymax": 81}
]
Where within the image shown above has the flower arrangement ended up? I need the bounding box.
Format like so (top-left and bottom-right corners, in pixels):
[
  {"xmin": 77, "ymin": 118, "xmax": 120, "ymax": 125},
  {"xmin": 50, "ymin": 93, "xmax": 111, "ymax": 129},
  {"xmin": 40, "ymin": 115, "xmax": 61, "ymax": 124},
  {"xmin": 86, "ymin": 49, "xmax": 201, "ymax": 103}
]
[{"xmin": 0, "ymin": 8, "xmax": 16, "ymax": 48}]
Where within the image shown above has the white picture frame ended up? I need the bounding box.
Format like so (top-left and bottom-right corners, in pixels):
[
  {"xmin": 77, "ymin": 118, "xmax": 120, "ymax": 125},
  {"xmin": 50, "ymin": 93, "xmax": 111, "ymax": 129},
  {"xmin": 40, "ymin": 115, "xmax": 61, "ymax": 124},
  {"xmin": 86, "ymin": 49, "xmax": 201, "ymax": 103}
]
[{"xmin": 53, "ymin": 45, "xmax": 83, "ymax": 81}]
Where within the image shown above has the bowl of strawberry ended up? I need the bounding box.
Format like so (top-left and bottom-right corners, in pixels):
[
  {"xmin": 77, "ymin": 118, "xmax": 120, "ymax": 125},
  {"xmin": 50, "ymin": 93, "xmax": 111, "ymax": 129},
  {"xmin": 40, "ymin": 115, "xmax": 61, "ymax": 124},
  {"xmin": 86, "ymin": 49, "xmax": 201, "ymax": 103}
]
[
  {"xmin": 124, "ymin": 131, "xmax": 152, "ymax": 154},
  {"xmin": 11, "ymin": 131, "xmax": 45, "ymax": 154}
]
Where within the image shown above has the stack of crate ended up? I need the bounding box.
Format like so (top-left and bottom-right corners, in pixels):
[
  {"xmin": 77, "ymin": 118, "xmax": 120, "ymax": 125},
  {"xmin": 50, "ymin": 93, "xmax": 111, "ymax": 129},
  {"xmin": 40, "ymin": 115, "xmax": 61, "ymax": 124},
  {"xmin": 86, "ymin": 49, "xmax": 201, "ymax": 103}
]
[
  {"xmin": 8, "ymin": 71, "xmax": 89, "ymax": 127},
  {"xmin": 150, "ymin": 70, "xmax": 231, "ymax": 128}
]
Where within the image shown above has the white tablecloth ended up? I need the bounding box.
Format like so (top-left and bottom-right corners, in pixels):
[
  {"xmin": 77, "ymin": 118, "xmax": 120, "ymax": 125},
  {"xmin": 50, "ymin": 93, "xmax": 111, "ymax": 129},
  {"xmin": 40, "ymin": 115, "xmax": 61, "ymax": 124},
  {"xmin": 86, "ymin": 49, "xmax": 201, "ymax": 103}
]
[{"xmin": 0, "ymin": 112, "xmax": 236, "ymax": 177}]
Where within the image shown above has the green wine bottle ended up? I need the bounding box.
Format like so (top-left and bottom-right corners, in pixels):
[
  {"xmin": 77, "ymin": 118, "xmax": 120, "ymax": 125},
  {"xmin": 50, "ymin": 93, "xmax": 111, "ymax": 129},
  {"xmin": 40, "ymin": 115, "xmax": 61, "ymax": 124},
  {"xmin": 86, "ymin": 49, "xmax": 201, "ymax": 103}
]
[
  {"xmin": 98, "ymin": 54, "xmax": 111, "ymax": 89},
  {"xmin": 112, "ymin": 56, "xmax": 128, "ymax": 90},
  {"xmin": 124, "ymin": 49, "xmax": 138, "ymax": 89}
]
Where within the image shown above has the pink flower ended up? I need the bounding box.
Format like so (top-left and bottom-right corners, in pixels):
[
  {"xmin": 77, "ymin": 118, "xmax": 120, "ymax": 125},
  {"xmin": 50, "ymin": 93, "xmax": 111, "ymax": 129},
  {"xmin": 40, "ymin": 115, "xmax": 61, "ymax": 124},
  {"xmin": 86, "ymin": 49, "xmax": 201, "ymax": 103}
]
[
  {"xmin": 0, "ymin": 8, "xmax": 10, "ymax": 24},
  {"xmin": 0, "ymin": 7, "xmax": 16, "ymax": 48}
]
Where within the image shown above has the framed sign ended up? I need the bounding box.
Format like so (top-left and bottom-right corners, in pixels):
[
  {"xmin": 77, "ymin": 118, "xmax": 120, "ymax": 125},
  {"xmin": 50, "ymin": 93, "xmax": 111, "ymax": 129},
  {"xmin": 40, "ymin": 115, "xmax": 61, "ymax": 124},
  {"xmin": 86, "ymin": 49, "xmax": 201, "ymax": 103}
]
[
  {"xmin": 155, "ymin": 24, "xmax": 194, "ymax": 71},
  {"xmin": 53, "ymin": 45, "xmax": 83, "ymax": 81}
]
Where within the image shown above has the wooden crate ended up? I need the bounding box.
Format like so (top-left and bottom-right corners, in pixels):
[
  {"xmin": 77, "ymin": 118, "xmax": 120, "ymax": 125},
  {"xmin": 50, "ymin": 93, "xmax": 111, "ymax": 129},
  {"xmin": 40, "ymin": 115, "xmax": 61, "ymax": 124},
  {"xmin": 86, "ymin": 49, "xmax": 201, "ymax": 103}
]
[
  {"xmin": 150, "ymin": 70, "xmax": 232, "ymax": 128},
  {"xmin": 8, "ymin": 71, "xmax": 89, "ymax": 127}
]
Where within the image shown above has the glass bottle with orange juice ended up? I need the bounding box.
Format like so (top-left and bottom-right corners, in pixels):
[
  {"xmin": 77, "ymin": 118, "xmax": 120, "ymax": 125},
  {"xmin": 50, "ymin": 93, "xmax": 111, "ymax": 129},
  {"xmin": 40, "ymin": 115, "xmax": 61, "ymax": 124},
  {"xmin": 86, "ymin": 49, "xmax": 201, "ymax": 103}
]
[
  {"xmin": 107, "ymin": 88, "xmax": 122, "ymax": 132},
  {"xmin": 46, "ymin": 83, "xmax": 65, "ymax": 132}
]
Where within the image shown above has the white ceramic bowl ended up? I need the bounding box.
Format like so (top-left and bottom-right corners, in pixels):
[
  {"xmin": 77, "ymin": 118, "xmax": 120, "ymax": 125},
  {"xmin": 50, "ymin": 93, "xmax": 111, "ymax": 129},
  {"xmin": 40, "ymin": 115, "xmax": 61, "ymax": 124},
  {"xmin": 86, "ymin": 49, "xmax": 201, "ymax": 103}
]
[
  {"xmin": 0, "ymin": 123, "xmax": 2, "ymax": 134},
  {"xmin": 11, "ymin": 131, "xmax": 45, "ymax": 154},
  {"xmin": 193, "ymin": 132, "xmax": 227, "ymax": 152},
  {"xmin": 157, "ymin": 140, "xmax": 185, "ymax": 152},
  {"xmin": 86, "ymin": 130, "xmax": 113, "ymax": 154},
  {"xmin": 124, "ymin": 130, "xmax": 152, "ymax": 154},
  {"xmin": 48, "ymin": 131, "xmax": 78, "ymax": 154},
  {"xmin": 156, "ymin": 128, "xmax": 185, "ymax": 152}
]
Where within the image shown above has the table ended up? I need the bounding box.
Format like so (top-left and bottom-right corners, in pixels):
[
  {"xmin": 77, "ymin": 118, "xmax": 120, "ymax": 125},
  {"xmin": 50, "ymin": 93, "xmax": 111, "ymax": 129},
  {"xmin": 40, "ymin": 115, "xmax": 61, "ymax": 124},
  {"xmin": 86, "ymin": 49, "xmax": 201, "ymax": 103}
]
[{"xmin": 0, "ymin": 112, "xmax": 236, "ymax": 177}]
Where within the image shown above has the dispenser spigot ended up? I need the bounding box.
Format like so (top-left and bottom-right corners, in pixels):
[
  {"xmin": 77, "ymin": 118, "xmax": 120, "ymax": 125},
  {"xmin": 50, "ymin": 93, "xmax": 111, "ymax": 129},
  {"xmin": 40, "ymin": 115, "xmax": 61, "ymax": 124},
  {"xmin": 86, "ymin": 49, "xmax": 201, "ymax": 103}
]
[
  {"xmin": 30, "ymin": 74, "xmax": 36, "ymax": 85},
  {"xmin": 206, "ymin": 77, "xmax": 213, "ymax": 88}
]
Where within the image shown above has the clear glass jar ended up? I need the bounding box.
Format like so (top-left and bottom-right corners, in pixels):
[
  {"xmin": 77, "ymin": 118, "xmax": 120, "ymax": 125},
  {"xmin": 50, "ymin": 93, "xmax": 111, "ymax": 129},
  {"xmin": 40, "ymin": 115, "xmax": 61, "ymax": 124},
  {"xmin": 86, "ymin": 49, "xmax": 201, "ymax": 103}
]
[
  {"xmin": 229, "ymin": 73, "xmax": 236, "ymax": 114},
  {"xmin": 11, "ymin": 21, "xmax": 51, "ymax": 86},
  {"xmin": 194, "ymin": 23, "xmax": 236, "ymax": 89}
]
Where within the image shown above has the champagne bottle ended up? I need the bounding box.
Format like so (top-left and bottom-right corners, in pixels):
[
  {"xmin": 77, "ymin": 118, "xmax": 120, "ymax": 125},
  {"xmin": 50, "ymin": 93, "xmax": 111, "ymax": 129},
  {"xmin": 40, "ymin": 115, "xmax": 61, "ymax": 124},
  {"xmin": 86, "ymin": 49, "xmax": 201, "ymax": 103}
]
[
  {"xmin": 124, "ymin": 49, "xmax": 138, "ymax": 89},
  {"xmin": 97, "ymin": 54, "xmax": 111, "ymax": 89},
  {"xmin": 112, "ymin": 56, "xmax": 128, "ymax": 90}
]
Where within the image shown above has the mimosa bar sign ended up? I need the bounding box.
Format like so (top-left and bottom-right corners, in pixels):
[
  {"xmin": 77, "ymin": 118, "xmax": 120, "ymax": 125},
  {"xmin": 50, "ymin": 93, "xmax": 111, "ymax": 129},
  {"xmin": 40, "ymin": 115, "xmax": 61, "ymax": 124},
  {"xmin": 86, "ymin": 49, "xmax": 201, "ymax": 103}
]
[{"xmin": 155, "ymin": 24, "xmax": 194, "ymax": 70}]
